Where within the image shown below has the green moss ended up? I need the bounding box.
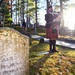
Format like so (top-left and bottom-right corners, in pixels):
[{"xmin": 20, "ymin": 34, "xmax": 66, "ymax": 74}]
[{"xmin": 29, "ymin": 40, "xmax": 75, "ymax": 75}]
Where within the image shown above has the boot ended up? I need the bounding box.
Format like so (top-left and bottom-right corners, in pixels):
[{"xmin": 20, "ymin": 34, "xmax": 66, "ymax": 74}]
[
  {"xmin": 49, "ymin": 40, "xmax": 53, "ymax": 53},
  {"xmin": 53, "ymin": 40, "xmax": 58, "ymax": 52}
]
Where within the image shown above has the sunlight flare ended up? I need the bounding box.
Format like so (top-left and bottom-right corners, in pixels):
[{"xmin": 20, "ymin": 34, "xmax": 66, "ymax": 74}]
[{"xmin": 64, "ymin": 8, "xmax": 75, "ymax": 30}]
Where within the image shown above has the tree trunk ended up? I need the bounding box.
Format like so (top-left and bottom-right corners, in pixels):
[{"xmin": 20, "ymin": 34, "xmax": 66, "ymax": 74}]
[
  {"xmin": 23, "ymin": 0, "xmax": 24, "ymax": 20},
  {"xmin": 18, "ymin": 0, "xmax": 19, "ymax": 23},
  {"xmin": 60, "ymin": 0, "xmax": 64, "ymax": 27},
  {"xmin": 26, "ymin": 0, "xmax": 28, "ymax": 28},
  {"xmin": 46, "ymin": 0, "xmax": 48, "ymax": 13},
  {"xmin": 11, "ymin": 0, "xmax": 12, "ymax": 18},
  {"xmin": 34, "ymin": 0, "xmax": 37, "ymax": 34},
  {"xmin": 10, "ymin": 0, "xmax": 12, "ymax": 27},
  {"xmin": 3, "ymin": 15, "xmax": 5, "ymax": 27},
  {"xmin": 16, "ymin": 0, "xmax": 17, "ymax": 24}
]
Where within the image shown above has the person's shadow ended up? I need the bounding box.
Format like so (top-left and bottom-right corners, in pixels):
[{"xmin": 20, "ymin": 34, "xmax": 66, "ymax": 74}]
[{"xmin": 29, "ymin": 43, "xmax": 53, "ymax": 75}]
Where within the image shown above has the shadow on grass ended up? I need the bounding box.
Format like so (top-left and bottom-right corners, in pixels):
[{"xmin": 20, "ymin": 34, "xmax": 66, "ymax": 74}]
[
  {"xmin": 29, "ymin": 43, "xmax": 54, "ymax": 75},
  {"xmin": 29, "ymin": 53, "xmax": 52, "ymax": 75},
  {"xmin": 29, "ymin": 40, "xmax": 75, "ymax": 75}
]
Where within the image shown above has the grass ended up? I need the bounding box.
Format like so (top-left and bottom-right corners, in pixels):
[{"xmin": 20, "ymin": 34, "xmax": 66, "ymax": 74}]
[
  {"xmin": 29, "ymin": 40, "xmax": 75, "ymax": 75},
  {"xmin": 27, "ymin": 28, "xmax": 46, "ymax": 36},
  {"xmin": 12, "ymin": 25, "xmax": 75, "ymax": 39},
  {"xmin": 11, "ymin": 25, "xmax": 75, "ymax": 75}
]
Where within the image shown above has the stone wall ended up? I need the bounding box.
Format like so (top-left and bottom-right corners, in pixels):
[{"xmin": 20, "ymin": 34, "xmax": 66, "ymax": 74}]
[{"xmin": 0, "ymin": 27, "xmax": 29, "ymax": 75}]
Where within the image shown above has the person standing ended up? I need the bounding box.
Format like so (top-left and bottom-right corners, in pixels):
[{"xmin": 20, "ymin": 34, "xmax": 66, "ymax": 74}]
[
  {"xmin": 45, "ymin": 5, "xmax": 61, "ymax": 53},
  {"xmin": 22, "ymin": 19, "xmax": 26, "ymax": 32}
]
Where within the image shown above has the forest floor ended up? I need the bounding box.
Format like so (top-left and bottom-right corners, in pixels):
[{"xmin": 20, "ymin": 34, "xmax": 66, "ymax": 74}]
[
  {"xmin": 14, "ymin": 25, "xmax": 75, "ymax": 75},
  {"xmin": 29, "ymin": 40, "xmax": 75, "ymax": 75}
]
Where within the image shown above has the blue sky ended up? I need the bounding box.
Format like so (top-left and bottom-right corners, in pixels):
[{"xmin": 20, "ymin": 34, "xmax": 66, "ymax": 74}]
[{"xmin": 38, "ymin": 0, "xmax": 47, "ymax": 25}]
